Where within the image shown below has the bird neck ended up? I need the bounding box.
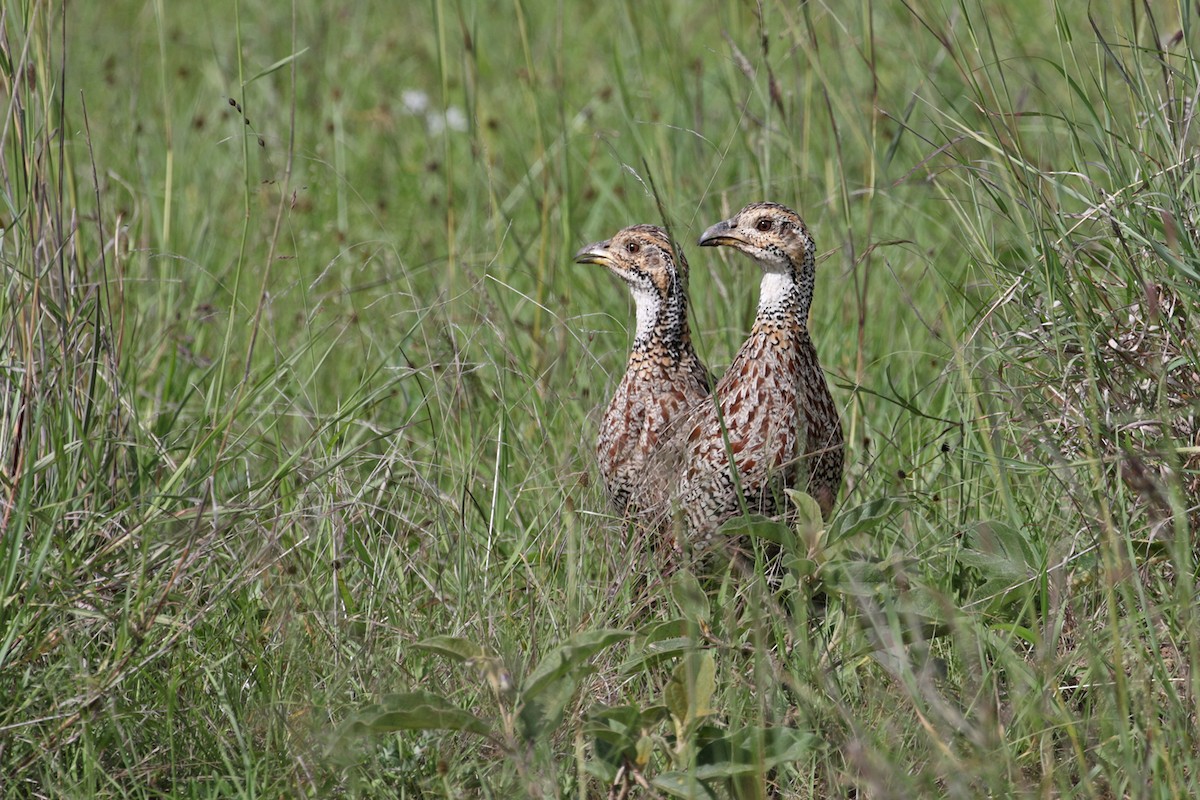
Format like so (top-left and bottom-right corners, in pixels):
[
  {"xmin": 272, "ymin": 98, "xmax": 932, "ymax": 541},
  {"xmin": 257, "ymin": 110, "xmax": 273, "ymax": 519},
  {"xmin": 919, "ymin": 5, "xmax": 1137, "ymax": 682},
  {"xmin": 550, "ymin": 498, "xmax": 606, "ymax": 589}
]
[
  {"xmin": 630, "ymin": 283, "xmax": 693, "ymax": 362},
  {"xmin": 753, "ymin": 243, "xmax": 815, "ymax": 331},
  {"xmin": 754, "ymin": 269, "xmax": 812, "ymax": 330}
]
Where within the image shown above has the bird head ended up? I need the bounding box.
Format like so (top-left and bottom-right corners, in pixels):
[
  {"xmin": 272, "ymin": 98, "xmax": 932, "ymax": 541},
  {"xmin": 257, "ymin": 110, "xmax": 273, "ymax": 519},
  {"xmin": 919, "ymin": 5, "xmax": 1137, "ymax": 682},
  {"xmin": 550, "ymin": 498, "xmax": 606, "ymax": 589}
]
[
  {"xmin": 697, "ymin": 202, "xmax": 814, "ymax": 275},
  {"xmin": 573, "ymin": 224, "xmax": 687, "ymax": 301}
]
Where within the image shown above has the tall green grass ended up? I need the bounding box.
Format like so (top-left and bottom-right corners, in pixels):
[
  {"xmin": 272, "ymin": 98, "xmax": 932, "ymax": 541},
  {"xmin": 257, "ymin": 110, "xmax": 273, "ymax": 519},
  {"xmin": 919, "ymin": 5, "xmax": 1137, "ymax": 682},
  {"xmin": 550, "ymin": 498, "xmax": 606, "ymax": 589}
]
[{"xmin": 0, "ymin": 0, "xmax": 1196, "ymax": 796}]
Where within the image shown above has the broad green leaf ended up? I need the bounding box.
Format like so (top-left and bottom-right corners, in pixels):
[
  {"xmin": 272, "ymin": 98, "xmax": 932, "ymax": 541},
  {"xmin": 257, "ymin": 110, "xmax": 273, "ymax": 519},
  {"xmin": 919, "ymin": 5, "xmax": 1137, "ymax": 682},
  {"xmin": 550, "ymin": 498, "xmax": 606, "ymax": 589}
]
[
  {"xmin": 652, "ymin": 771, "xmax": 718, "ymax": 799},
  {"xmin": 827, "ymin": 497, "xmax": 905, "ymax": 545},
  {"xmin": 670, "ymin": 570, "xmax": 710, "ymax": 623},
  {"xmin": 348, "ymin": 691, "xmax": 491, "ymax": 736},
  {"xmin": 359, "ymin": 708, "xmax": 482, "ymax": 735},
  {"xmin": 900, "ymin": 583, "xmax": 950, "ymax": 627},
  {"xmin": 619, "ymin": 636, "xmax": 697, "ymax": 674},
  {"xmin": 635, "ymin": 734, "xmax": 655, "ymax": 768},
  {"xmin": 695, "ymin": 726, "xmax": 817, "ymax": 778},
  {"xmin": 585, "ymin": 703, "xmax": 669, "ymax": 767},
  {"xmin": 664, "ymin": 651, "xmax": 716, "ymax": 733},
  {"xmin": 963, "ymin": 520, "xmax": 1039, "ymax": 574},
  {"xmin": 523, "ymin": 628, "xmax": 630, "ymax": 700},
  {"xmin": 989, "ymin": 621, "xmax": 1039, "ymax": 646},
  {"xmin": 959, "ymin": 520, "xmax": 1043, "ymax": 612},
  {"xmin": 637, "ymin": 617, "xmax": 689, "ymax": 642},
  {"xmin": 583, "ymin": 758, "xmax": 619, "ymax": 783},
  {"xmin": 519, "ymin": 671, "xmax": 579, "ymax": 740},
  {"xmin": 588, "ymin": 722, "xmax": 637, "ymax": 752},
  {"xmin": 664, "ymin": 674, "xmax": 687, "ymax": 733},
  {"xmin": 957, "ymin": 551, "xmax": 1028, "ymax": 585},
  {"xmin": 821, "ymin": 558, "xmax": 888, "ymax": 597},
  {"xmin": 718, "ymin": 514, "xmax": 795, "ymax": 548},
  {"xmin": 785, "ymin": 488, "xmax": 824, "ymax": 533},
  {"xmin": 415, "ymin": 639, "xmax": 513, "ymax": 696},
  {"xmin": 667, "ymin": 681, "xmax": 686, "ymax": 734},
  {"xmin": 692, "ymin": 762, "xmax": 762, "ymax": 780},
  {"xmin": 970, "ymin": 576, "xmax": 1035, "ymax": 612},
  {"xmin": 415, "ymin": 635, "xmax": 489, "ymax": 663},
  {"xmin": 740, "ymin": 725, "xmax": 815, "ymax": 765},
  {"xmin": 640, "ymin": 704, "xmax": 670, "ymax": 727},
  {"xmin": 585, "ymin": 703, "xmax": 642, "ymax": 732},
  {"xmin": 691, "ymin": 654, "xmax": 716, "ymax": 720},
  {"xmin": 785, "ymin": 556, "xmax": 818, "ymax": 581}
]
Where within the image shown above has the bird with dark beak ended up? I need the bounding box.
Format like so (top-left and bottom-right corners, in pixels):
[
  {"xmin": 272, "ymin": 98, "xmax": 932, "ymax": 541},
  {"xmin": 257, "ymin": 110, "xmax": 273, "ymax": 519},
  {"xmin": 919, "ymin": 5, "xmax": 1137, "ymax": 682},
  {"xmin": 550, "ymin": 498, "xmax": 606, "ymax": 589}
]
[
  {"xmin": 574, "ymin": 225, "xmax": 712, "ymax": 518},
  {"xmin": 675, "ymin": 202, "xmax": 844, "ymax": 548}
]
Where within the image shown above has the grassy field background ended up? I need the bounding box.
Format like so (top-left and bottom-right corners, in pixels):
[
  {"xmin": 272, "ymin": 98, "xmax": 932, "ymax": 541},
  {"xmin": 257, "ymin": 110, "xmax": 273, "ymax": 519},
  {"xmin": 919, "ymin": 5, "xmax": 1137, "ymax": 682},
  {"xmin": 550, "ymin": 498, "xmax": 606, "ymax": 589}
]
[{"xmin": 2, "ymin": 0, "xmax": 1199, "ymax": 796}]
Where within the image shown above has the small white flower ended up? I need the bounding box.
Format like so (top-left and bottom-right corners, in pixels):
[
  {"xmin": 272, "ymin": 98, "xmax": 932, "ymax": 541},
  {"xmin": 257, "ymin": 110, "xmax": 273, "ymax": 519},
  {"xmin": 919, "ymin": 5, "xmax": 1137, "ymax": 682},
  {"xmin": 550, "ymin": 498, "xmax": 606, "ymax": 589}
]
[
  {"xmin": 401, "ymin": 89, "xmax": 429, "ymax": 115},
  {"xmin": 444, "ymin": 106, "xmax": 467, "ymax": 132}
]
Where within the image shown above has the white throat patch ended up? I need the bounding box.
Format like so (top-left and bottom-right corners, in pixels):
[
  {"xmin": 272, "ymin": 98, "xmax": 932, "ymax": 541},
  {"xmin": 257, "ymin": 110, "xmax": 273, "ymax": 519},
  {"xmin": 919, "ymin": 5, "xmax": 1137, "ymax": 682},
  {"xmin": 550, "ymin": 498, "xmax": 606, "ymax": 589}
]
[
  {"xmin": 631, "ymin": 284, "xmax": 662, "ymax": 340},
  {"xmin": 757, "ymin": 270, "xmax": 796, "ymax": 311}
]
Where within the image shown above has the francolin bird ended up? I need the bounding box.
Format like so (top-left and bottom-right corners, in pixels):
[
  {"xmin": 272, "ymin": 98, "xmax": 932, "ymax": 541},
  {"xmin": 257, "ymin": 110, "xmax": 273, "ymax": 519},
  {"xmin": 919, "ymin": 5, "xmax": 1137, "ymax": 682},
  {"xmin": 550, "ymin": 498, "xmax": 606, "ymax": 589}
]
[
  {"xmin": 676, "ymin": 202, "xmax": 844, "ymax": 546},
  {"xmin": 575, "ymin": 225, "xmax": 713, "ymax": 516}
]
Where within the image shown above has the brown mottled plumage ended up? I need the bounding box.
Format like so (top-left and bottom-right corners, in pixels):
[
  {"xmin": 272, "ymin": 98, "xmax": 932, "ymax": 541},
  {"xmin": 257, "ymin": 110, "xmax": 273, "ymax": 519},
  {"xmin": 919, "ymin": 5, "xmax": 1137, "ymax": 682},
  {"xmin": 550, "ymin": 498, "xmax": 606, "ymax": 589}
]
[
  {"xmin": 676, "ymin": 202, "xmax": 844, "ymax": 546},
  {"xmin": 575, "ymin": 225, "xmax": 712, "ymax": 516}
]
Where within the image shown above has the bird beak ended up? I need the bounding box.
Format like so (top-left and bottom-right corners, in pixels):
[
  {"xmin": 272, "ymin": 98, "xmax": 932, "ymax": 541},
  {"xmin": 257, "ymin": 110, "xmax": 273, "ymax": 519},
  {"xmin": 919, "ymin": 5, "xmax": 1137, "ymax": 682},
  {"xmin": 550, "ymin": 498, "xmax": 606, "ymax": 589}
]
[
  {"xmin": 573, "ymin": 240, "xmax": 612, "ymax": 266},
  {"xmin": 698, "ymin": 218, "xmax": 742, "ymax": 247}
]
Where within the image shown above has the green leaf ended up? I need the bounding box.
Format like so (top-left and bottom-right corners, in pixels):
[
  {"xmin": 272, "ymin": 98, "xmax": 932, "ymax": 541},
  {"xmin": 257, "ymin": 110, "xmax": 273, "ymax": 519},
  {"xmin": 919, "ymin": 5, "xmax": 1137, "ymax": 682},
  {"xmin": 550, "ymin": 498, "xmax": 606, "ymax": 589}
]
[
  {"xmin": 637, "ymin": 617, "xmax": 689, "ymax": 643},
  {"xmin": 731, "ymin": 725, "xmax": 814, "ymax": 765},
  {"xmin": 664, "ymin": 651, "xmax": 716, "ymax": 734},
  {"xmin": 346, "ymin": 691, "xmax": 491, "ymax": 736},
  {"xmin": 585, "ymin": 703, "xmax": 671, "ymax": 770},
  {"xmin": 899, "ymin": 583, "xmax": 950, "ymax": 627},
  {"xmin": 964, "ymin": 520, "xmax": 1039, "ymax": 572},
  {"xmin": 664, "ymin": 678, "xmax": 687, "ymax": 732},
  {"xmin": 586, "ymin": 703, "xmax": 641, "ymax": 731},
  {"xmin": 717, "ymin": 514, "xmax": 795, "ymax": 549},
  {"xmin": 635, "ymin": 733, "xmax": 655, "ymax": 768},
  {"xmin": 640, "ymin": 703, "xmax": 670, "ymax": 727},
  {"xmin": 519, "ymin": 671, "xmax": 579, "ymax": 741},
  {"xmin": 523, "ymin": 628, "xmax": 630, "ymax": 700},
  {"xmin": 690, "ymin": 726, "xmax": 817, "ymax": 785},
  {"xmin": 585, "ymin": 704, "xmax": 641, "ymax": 753},
  {"xmin": 670, "ymin": 570, "xmax": 710, "ymax": 623},
  {"xmin": 619, "ymin": 636, "xmax": 697, "ymax": 674},
  {"xmin": 691, "ymin": 655, "xmax": 716, "ymax": 719},
  {"xmin": 989, "ymin": 621, "xmax": 1039, "ymax": 646},
  {"xmin": 821, "ymin": 558, "xmax": 889, "ymax": 597},
  {"xmin": 827, "ymin": 497, "xmax": 905, "ymax": 545},
  {"xmin": 959, "ymin": 521, "xmax": 1043, "ymax": 611},
  {"xmin": 785, "ymin": 556, "xmax": 818, "ymax": 581},
  {"xmin": 415, "ymin": 635, "xmax": 489, "ymax": 663},
  {"xmin": 652, "ymin": 772, "xmax": 719, "ymax": 798},
  {"xmin": 785, "ymin": 488, "xmax": 824, "ymax": 532},
  {"xmin": 956, "ymin": 549, "xmax": 1026, "ymax": 583},
  {"xmin": 584, "ymin": 758, "xmax": 620, "ymax": 783},
  {"xmin": 415, "ymin": 638, "xmax": 513, "ymax": 696}
]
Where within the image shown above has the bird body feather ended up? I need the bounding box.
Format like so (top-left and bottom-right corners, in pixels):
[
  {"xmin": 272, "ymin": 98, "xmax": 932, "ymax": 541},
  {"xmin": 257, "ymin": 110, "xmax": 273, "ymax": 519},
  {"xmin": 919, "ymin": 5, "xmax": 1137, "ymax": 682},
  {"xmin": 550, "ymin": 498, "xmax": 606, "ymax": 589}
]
[
  {"xmin": 677, "ymin": 202, "xmax": 845, "ymax": 546},
  {"xmin": 575, "ymin": 225, "xmax": 712, "ymax": 516}
]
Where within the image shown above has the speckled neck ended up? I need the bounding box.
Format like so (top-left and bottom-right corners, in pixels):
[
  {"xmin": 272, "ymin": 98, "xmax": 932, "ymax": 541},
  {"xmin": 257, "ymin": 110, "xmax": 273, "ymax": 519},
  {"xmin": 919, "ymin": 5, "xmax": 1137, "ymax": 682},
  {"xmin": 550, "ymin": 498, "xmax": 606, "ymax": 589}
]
[
  {"xmin": 630, "ymin": 271, "xmax": 695, "ymax": 365},
  {"xmin": 752, "ymin": 235, "xmax": 815, "ymax": 332},
  {"xmin": 631, "ymin": 285, "xmax": 663, "ymax": 343},
  {"xmin": 756, "ymin": 272, "xmax": 803, "ymax": 321}
]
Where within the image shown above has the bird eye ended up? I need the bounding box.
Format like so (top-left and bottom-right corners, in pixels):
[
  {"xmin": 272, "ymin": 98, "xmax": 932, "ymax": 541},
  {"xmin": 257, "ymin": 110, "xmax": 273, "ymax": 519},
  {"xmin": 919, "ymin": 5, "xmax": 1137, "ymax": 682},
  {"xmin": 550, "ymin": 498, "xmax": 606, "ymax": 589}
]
[
  {"xmin": 626, "ymin": 241, "xmax": 640, "ymax": 254},
  {"xmin": 756, "ymin": 218, "xmax": 773, "ymax": 232}
]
